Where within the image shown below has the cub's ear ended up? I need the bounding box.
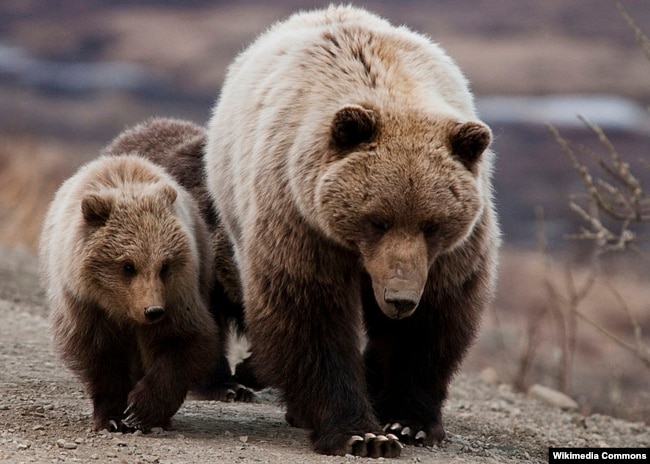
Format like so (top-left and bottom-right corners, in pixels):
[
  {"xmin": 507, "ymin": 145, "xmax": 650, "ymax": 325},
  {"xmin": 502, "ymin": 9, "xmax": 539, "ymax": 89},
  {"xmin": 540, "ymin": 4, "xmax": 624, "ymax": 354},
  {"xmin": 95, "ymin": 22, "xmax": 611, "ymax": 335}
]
[
  {"xmin": 330, "ymin": 104, "xmax": 378, "ymax": 149},
  {"xmin": 160, "ymin": 183, "xmax": 178, "ymax": 207},
  {"xmin": 81, "ymin": 193, "xmax": 113, "ymax": 227},
  {"xmin": 449, "ymin": 121, "xmax": 492, "ymax": 169}
]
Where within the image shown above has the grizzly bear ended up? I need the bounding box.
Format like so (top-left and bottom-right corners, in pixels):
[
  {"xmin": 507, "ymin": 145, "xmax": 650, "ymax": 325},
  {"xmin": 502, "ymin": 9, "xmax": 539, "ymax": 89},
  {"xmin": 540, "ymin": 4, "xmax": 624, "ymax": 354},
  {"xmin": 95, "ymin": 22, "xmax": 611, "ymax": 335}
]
[
  {"xmin": 101, "ymin": 117, "xmax": 258, "ymax": 400},
  {"xmin": 39, "ymin": 154, "xmax": 220, "ymax": 431},
  {"xmin": 205, "ymin": 5, "xmax": 500, "ymax": 458}
]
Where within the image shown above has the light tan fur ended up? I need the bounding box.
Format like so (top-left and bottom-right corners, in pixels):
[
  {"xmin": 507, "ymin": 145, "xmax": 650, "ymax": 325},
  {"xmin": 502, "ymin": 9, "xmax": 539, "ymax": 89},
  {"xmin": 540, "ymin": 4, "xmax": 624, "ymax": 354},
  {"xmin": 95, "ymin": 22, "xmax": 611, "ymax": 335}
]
[
  {"xmin": 40, "ymin": 154, "xmax": 218, "ymax": 431},
  {"xmin": 206, "ymin": 5, "xmax": 500, "ymax": 457}
]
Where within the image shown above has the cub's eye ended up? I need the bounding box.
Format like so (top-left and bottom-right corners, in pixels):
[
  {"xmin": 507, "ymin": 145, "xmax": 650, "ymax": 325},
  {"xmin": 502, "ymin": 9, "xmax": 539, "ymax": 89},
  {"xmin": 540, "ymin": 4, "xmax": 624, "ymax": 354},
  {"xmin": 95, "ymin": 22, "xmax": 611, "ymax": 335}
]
[
  {"xmin": 122, "ymin": 262, "xmax": 136, "ymax": 277},
  {"xmin": 422, "ymin": 221, "xmax": 440, "ymax": 237},
  {"xmin": 367, "ymin": 216, "xmax": 391, "ymax": 233},
  {"xmin": 160, "ymin": 261, "xmax": 170, "ymax": 277}
]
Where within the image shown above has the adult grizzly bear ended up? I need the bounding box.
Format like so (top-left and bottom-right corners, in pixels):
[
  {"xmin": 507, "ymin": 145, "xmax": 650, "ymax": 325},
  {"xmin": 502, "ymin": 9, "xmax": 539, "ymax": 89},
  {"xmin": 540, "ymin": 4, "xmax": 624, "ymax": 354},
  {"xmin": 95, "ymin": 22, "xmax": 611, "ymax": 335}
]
[
  {"xmin": 40, "ymin": 154, "xmax": 219, "ymax": 431},
  {"xmin": 205, "ymin": 5, "xmax": 500, "ymax": 458}
]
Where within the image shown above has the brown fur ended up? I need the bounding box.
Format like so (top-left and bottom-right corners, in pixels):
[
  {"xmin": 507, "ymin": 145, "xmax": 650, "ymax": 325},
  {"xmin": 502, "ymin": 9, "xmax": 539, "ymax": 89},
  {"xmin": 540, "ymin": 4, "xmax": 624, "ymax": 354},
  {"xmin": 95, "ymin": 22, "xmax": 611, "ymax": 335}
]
[
  {"xmin": 206, "ymin": 6, "xmax": 500, "ymax": 457},
  {"xmin": 39, "ymin": 154, "xmax": 219, "ymax": 431},
  {"xmin": 102, "ymin": 118, "xmax": 253, "ymax": 399}
]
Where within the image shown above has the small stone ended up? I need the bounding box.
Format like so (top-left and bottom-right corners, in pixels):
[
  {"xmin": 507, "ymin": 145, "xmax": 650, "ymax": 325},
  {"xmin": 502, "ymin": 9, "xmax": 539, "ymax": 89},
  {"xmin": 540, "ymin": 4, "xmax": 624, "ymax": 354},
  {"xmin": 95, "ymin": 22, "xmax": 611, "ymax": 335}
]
[
  {"xmin": 55, "ymin": 439, "xmax": 77, "ymax": 449},
  {"xmin": 239, "ymin": 435, "xmax": 248, "ymax": 443},
  {"xmin": 142, "ymin": 455, "xmax": 160, "ymax": 463},
  {"xmin": 528, "ymin": 384, "xmax": 578, "ymax": 410},
  {"xmin": 480, "ymin": 367, "xmax": 499, "ymax": 386},
  {"xmin": 150, "ymin": 427, "xmax": 163, "ymax": 435},
  {"xmin": 32, "ymin": 425, "xmax": 44, "ymax": 431},
  {"xmin": 17, "ymin": 443, "xmax": 29, "ymax": 450}
]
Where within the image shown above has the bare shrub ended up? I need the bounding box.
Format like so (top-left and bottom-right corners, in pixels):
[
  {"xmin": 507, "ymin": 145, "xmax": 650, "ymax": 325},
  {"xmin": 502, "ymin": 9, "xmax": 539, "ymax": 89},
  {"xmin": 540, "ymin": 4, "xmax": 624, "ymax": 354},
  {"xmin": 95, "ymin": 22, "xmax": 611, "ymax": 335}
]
[{"xmin": 506, "ymin": 4, "xmax": 650, "ymax": 421}]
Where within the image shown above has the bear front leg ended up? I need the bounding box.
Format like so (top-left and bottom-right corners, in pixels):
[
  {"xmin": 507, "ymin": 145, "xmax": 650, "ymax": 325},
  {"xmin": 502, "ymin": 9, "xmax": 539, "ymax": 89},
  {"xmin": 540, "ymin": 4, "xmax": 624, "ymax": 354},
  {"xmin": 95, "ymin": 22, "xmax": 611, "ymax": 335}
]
[
  {"xmin": 363, "ymin": 274, "xmax": 483, "ymax": 447},
  {"xmin": 245, "ymin": 266, "xmax": 402, "ymax": 458},
  {"xmin": 123, "ymin": 320, "xmax": 219, "ymax": 431},
  {"xmin": 58, "ymin": 315, "xmax": 135, "ymax": 432},
  {"xmin": 85, "ymin": 350, "xmax": 134, "ymax": 432}
]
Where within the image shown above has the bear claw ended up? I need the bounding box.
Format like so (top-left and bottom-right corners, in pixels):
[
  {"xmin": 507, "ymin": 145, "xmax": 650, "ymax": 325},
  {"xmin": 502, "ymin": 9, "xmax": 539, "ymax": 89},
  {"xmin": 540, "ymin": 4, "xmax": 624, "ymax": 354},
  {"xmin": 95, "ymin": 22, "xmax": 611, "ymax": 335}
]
[
  {"xmin": 121, "ymin": 403, "xmax": 143, "ymax": 430},
  {"xmin": 109, "ymin": 420, "xmax": 119, "ymax": 432},
  {"xmin": 346, "ymin": 433, "xmax": 402, "ymax": 458},
  {"xmin": 384, "ymin": 422, "xmax": 402, "ymax": 432},
  {"xmin": 384, "ymin": 422, "xmax": 432, "ymax": 446}
]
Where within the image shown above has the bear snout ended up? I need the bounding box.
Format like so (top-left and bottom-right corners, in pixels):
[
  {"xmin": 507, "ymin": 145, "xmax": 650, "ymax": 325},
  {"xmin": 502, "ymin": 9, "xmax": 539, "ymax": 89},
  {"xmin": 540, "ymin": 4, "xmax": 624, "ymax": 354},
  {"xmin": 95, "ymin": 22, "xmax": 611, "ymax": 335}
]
[
  {"xmin": 144, "ymin": 305, "xmax": 165, "ymax": 323},
  {"xmin": 380, "ymin": 280, "xmax": 422, "ymax": 319}
]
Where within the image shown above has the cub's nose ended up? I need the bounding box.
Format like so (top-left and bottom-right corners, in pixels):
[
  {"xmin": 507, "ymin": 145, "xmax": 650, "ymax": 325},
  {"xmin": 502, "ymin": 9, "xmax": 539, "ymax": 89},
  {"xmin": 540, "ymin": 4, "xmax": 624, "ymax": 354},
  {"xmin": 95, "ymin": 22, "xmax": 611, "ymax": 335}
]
[
  {"xmin": 384, "ymin": 289, "xmax": 419, "ymax": 315},
  {"xmin": 144, "ymin": 305, "xmax": 165, "ymax": 322}
]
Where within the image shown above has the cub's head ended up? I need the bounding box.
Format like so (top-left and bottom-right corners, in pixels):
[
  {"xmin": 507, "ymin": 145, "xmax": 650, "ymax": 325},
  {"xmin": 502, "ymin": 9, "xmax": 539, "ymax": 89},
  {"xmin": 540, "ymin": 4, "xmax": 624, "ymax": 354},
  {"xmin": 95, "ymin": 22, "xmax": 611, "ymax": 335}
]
[
  {"xmin": 317, "ymin": 104, "xmax": 491, "ymax": 319},
  {"xmin": 80, "ymin": 182, "xmax": 195, "ymax": 325}
]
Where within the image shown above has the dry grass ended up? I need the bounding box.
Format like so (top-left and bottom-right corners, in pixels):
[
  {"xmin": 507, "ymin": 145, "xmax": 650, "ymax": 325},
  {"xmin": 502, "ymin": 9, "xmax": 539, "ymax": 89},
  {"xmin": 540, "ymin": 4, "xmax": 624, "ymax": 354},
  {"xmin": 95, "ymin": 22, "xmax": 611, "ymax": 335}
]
[
  {"xmin": 0, "ymin": 137, "xmax": 88, "ymax": 251},
  {"xmin": 468, "ymin": 247, "xmax": 650, "ymax": 422}
]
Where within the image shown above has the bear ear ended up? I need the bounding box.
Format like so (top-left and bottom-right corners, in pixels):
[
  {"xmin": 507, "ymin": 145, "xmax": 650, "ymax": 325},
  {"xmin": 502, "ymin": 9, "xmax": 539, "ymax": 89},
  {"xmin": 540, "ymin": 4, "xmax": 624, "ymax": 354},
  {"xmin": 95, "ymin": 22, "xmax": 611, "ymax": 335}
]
[
  {"xmin": 81, "ymin": 193, "xmax": 113, "ymax": 227},
  {"xmin": 160, "ymin": 183, "xmax": 177, "ymax": 207},
  {"xmin": 330, "ymin": 104, "xmax": 378, "ymax": 149},
  {"xmin": 448, "ymin": 121, "xmax": 492, "ymax": 169}
]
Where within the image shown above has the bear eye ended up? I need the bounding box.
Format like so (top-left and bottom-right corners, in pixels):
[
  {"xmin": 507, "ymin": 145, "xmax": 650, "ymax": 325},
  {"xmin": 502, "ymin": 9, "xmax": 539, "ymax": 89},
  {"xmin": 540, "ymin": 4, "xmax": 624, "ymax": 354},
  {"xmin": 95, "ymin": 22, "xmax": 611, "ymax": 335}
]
[
  {"xmin": 160, "ymin": 260, "xmax": 170, "ymax": 277},
  {"xmin": 122, "ymin": 261, "xmax": 137, "ymax": 277},
  {"xmin": 367, "ymin": 216, "xmax": 391, "ymax": 234},
  {"xmin": 422, "ymin": 221, "xmax": 440, "ymax": 237}
]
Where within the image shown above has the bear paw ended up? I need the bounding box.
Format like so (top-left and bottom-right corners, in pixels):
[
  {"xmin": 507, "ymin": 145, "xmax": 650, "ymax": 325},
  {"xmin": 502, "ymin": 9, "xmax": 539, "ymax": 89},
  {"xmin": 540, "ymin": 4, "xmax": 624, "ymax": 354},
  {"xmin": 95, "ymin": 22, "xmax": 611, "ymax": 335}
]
[
  {"xmin": 108, "ymin": 419, "xmax": 137, "ymax": 433},
  {"xmin": 383, "ymin": 422, "xmax": 445, "ymax": 446},
  {"xmin": 192, "ymin": 383, "xmax": 255, "ymax": 403},
  {"xmin": 121, "ymin": 401, "xmax": 172, "ymax": 432},
  {"xmin": 346, "ymin": 432, "xmax": 403, "ymax": 458},
  {"xmin": 121, "ymin": 403, "xmax": 147, "ymax": 431}
]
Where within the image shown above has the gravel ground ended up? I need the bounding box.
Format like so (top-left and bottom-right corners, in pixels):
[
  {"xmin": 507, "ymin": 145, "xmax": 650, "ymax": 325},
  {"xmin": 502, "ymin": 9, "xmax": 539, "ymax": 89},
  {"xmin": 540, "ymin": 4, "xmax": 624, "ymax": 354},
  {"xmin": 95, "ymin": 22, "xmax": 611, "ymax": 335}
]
[{"xmin": 1, "ymin": 246, "xmax": 648, "ymax": 463}]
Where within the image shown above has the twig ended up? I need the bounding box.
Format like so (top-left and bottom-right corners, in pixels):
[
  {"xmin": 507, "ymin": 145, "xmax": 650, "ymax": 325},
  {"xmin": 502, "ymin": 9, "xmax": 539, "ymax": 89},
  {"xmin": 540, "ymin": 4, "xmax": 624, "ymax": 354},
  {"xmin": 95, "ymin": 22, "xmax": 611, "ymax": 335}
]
[{"xmin": 618, "ymin": 2, "xmax": 650, "ymax": 62}]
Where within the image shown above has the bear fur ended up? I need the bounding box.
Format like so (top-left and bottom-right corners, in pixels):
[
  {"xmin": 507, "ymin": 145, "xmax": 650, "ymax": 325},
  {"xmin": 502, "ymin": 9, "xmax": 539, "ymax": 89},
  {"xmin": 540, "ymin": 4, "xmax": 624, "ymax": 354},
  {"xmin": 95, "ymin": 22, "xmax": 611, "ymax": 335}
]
[
  {"xmin": 101, "ymin": 117, "xmax": 260, "ymax": 399},
  {"xmin": 39, "ymin": 154, "xmax": 220, "ymax": 431},
  {"xmin": 205, "ymin": 5, "xmax": 500, "ymax": 457}
]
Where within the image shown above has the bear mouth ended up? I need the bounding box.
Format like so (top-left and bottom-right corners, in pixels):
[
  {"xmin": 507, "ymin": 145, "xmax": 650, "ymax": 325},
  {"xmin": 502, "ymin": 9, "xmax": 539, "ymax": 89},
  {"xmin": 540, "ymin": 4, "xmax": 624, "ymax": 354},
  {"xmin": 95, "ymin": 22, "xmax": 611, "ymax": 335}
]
[{"xmin": 379, "ymin": 288, "xmax": 420, "ymax": 319}]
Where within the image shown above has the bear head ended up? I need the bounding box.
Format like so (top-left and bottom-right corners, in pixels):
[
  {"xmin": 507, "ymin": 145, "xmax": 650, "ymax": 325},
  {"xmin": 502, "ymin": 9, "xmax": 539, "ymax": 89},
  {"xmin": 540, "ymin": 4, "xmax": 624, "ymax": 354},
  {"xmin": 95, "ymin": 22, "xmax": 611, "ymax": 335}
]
[
  {"xmin": 315, "ymin": 104, "xmax": 491, "ymax": 320},
  {"xmin": 79, "ymin": 181, "xmax": 196, "ymax": 326}
]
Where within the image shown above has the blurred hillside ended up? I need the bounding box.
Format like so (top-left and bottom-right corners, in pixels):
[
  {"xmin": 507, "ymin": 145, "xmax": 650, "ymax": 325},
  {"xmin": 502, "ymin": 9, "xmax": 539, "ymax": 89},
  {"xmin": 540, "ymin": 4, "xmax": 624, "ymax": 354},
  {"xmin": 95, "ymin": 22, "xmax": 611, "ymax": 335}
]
[{"xmin": 1, "ymin": 0, "xmax": 649, "ymax": 247}]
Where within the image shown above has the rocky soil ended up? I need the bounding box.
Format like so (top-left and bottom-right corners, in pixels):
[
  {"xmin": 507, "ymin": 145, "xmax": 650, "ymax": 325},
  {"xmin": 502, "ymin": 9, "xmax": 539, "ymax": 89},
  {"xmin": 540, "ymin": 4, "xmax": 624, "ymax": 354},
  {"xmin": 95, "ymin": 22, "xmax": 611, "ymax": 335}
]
[{"xmin": 1, "ymin": 246, "xmax": 648, "ymax": 463}]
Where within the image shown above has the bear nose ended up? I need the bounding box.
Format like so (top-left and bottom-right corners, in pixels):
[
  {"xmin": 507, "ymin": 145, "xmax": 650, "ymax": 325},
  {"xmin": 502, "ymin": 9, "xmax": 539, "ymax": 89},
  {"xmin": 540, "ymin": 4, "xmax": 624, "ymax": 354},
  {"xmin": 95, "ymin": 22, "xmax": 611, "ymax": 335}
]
[
  {"xmin": 144, "ymin": 305, "xmax": 165, "ymax": 322},
  {"xmin": 384, "ymin": 289, "xmax": 419, "ymax": 315}
]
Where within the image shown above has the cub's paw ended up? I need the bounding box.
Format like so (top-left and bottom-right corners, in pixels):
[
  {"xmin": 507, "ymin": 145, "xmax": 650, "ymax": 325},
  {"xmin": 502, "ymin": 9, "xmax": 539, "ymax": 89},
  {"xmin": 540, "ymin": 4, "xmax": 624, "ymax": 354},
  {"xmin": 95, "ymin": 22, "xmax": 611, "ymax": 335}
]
[
  {"xmin": 121, "ymin": 393, "xmax": 177, "ymax": 432},
  {"xmin": 347, "ymin": 432, "xmax": 403, "ymax": 458},
  {"xmin": 93, "ymin": 416, "xmax": 134, "ymax": 433},
  {"xmin": 121, "ymin": 402, "xmax": 149, "ymax": 431},
  {"xmin": 383, "ymin": 421, "xmax": 445, "ymax": 446},
  {"xmin": 108, "ymin": 419, "xmax": 137, "ymax": 433}
]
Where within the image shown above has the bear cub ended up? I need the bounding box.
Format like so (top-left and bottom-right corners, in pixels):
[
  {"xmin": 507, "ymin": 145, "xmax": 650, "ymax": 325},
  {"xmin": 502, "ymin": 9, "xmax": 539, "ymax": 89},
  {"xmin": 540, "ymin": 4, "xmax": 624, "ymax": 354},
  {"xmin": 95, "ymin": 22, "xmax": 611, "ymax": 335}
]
[
  {"xmin": 39, "ymin": 154, "xmax": 219, "ymax": 431},
  {"xmin": 102, "ymin": 117, "xmax": 261, "ymax": 400}
]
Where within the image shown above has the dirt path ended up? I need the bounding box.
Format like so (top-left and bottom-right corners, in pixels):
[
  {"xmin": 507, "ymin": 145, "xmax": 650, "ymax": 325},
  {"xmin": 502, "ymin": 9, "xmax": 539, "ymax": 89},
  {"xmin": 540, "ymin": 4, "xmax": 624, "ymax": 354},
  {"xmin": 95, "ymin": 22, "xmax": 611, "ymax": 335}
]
[{"xmin": 1, "ymin": 246, "xmax": 648, "ymax": 463}]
